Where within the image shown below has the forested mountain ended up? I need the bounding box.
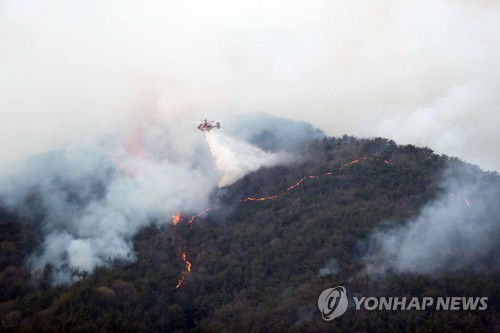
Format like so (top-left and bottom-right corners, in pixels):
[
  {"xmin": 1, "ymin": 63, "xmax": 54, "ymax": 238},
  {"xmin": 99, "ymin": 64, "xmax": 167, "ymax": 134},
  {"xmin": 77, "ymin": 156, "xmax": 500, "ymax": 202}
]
[{"xmin": 1, "ymin": 136, "xmax": 499, "ymax": 332}]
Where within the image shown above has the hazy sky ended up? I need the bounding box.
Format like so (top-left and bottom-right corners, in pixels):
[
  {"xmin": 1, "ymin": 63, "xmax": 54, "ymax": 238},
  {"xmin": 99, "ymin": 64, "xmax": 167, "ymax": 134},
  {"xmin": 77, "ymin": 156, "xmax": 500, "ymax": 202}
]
[{"xmin": 1, "ymin": 0, "xmax": 500, "ymax": 170}]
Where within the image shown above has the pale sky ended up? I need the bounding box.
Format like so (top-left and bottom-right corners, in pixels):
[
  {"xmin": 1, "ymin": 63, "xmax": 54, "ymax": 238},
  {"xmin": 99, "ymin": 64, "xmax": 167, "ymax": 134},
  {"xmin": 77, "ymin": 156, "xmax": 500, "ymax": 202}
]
[{"xmin": 1, "ymin": 0, "xmax": 500, "ymax": 170}]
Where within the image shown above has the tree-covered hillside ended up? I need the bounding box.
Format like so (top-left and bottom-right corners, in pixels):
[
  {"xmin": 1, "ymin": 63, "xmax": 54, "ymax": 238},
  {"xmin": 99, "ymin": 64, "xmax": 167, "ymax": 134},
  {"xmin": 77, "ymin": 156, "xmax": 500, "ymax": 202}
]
[{"xmin": 1, "ymin": 136, "xmax": 499, "ymax": 332}]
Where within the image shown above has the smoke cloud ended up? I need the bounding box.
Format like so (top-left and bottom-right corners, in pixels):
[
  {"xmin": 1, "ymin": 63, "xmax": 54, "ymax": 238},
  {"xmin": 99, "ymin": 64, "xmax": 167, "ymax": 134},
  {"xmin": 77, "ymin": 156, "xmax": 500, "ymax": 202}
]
[
  {"xmin": 363, "ymin": 162, "xmax": 500, "ymax": 276},
  {"xmin": 0, "ymin": 120, "xmax": 216, "ymax": 284},
  {"xmin": 319, "ymin": 258, "xmax": 339, "ymax": 277},
  {"xmin": 1, "ymin": 1, "xmax": 500, "ymax": 171},
  {"xmin": 1, "ymin": 0, "xmax": 500, "ymax": 283},
  {"xmin": 0, "ymin": 112, "xmax": 317, "ymax": 284}
]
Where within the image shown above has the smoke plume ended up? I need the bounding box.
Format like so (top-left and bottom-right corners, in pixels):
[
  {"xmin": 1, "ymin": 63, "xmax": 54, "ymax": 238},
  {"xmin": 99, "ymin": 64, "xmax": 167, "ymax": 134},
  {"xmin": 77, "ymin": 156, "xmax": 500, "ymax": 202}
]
[
  {"xmin": 1, "ymin": 1, "xmax": 500, "ymax": 171},
  {"xmin": 0, "ymin": 123, "xmax": 216, "ymax": 284},
  {"xmin": 0, "ymin": 112, "xmax": 317, "ymax": 284},
  {"xmin": 363, "ymin": 162, "xmax": 500, "ymax": 276}
]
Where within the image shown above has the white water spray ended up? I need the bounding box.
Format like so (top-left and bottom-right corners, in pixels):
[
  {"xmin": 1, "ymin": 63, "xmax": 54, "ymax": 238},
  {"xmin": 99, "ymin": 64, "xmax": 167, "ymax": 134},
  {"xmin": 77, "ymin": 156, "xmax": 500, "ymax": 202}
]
[{"xmin": 205, "ymin": 132, "xmax": 293, "ymax": 187}]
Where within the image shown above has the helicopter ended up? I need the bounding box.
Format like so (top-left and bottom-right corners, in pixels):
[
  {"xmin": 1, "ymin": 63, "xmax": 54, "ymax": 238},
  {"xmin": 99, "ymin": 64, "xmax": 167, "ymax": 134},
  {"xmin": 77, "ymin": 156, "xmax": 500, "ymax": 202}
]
[{"xmin": 195, "ymin": 115, "xmax": 221, "ymax": 132}]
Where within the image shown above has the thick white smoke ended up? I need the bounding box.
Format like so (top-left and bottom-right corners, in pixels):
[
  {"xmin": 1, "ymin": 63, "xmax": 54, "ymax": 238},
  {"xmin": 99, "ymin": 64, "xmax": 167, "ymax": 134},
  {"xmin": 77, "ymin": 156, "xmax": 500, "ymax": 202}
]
[
  {"xmin": 0, "ymin": 121, "xmax": 218, "ymax": 284},
  {"xmin": 363, "ymin": 163, "xmax": 500, "ymax": 276},
  {"xmin": 0, "ymin": 112, "xmax": 316, "ymax": 284},
  {"xmin": 205, "ymin": 132, "xmax": 293, "ymax": 187},
  {"xmin": 1, "ymin": 1, "xmax": 500, "ymax": 171}
]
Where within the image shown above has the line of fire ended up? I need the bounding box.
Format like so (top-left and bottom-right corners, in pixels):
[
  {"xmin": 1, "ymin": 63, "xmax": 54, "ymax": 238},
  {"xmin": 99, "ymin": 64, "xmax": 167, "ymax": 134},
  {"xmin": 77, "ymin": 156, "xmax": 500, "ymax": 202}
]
[{"xmin": 166, "ymin": 118, "xmax": 473, "ymax": 291}]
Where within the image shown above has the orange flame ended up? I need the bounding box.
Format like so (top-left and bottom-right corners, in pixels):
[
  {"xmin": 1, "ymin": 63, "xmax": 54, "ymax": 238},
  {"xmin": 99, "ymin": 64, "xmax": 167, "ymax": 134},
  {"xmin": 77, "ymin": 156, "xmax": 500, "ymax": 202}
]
[
  {"xmin": 171, "ymin": 247, "xmax": 192, "ymax": 291},
  {"xmin": 188, "ymin": 208, "xmax": 212, "ymax": 225},
  {"xmin": 240, "ymin": 194, "xmax": 279, "ymax": 202},
  {"xmin": 340, "ymin": 159, "xmax": 359, "ymax": 170},
  {"xmin": 236, "ymin": 156, "xmax": 476, "ymax": 246},
  {"xmin": 172, "ymin": 272, "xmax": 185, "ymax": 291},
  {"xmin": 240, "ymin": 158, "xmax": 361, "ymax": 202},
  {"xmin": 172, "ymin": 212, "xmax": 182, "ymax": 226},
  {"xmin": 287, "ymin": 177, "xmax": 307, "ymax": 191},
  {"xmin": 182, "ymin": 247, "xmax": 191, "ymax": 272},
  {"xmin": 244, "ymin": 156, "xmax": 472, "ymax": 207},
  {"xmin": 170, "ymin": 208, "xmax": 212, "ymax": 291}
]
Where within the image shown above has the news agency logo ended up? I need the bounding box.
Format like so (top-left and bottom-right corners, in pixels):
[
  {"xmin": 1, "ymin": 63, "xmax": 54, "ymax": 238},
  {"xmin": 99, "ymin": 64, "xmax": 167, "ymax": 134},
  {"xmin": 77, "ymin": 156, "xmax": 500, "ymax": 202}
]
[
  {"xmin": 317, "ymin": 286, "xmax": 348, "ymax": 320},
  {"xmin": 318, "ymin": 286, "xmax": 488, "ymax": 321}
]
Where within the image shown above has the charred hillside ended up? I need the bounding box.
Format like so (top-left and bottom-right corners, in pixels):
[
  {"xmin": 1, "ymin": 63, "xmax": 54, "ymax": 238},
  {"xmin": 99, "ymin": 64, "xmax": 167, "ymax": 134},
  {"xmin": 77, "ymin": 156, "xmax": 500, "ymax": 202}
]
[{"xmin": 1, "ymin": 136, "xmax": 499, "ymax": 332}]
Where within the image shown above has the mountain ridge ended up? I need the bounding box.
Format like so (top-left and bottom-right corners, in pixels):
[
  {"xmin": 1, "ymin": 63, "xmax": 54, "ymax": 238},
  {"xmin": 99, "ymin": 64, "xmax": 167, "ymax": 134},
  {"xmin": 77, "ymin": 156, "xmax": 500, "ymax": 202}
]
[{"xmin": 1, "ymin": 135, "xmax": 499, "ymax": 332}]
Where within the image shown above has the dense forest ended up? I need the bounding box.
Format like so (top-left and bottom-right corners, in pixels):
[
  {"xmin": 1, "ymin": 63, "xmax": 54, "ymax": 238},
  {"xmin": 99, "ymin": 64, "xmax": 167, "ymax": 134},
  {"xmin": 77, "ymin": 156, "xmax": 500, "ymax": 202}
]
[{"xmin": 1, "ymin": 136, "xmax": 499, "ymax": 332}]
